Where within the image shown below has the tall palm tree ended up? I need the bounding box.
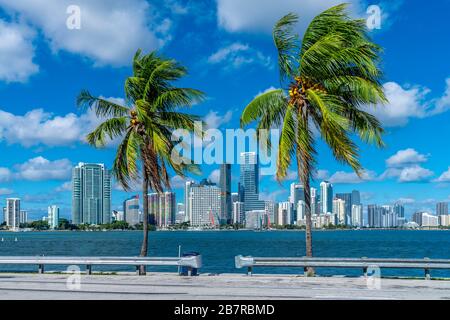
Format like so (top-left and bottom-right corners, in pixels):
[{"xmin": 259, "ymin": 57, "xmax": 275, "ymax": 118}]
[
  {"xmin": 77, "ymin": 50, "xmax": 204, "ymax": 273},
  {"xmin": 240, "ymin": 4, "xmax": 387, "ymax": 273}
]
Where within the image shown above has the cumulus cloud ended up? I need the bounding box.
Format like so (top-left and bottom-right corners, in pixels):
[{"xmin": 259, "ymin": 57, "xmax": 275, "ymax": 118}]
[
  {"xmin": 396, "ymin": 165, "xmax": 434, "ymax": 183},
  {"xmin": 434, "ymin": 167, "xmax": 450, "ymax": 183},
  {"xmin": 204, "ymin": 110, "xmax": 233, "ymax": 129},
  {"xmin": 0, "ymin": 167, "xmax": 12, "ymax": 182},
  {"xmin": 55, "ymin": 181, "xmax": 72, "ymax": 192},
  {"xmin": 0, "ymin": 0, "xmax": 168, "ymax": 66},
  {"xmin": 329, "ymin": 170, "xmax": 377, "ymax": 184},
  {"xmin": 0, "ymin": 19, "xmax": 39, "ymax": 82},
  {"xmin": 260, "ymin": 189, "xmax": 287, "ymax": 202},
  {"xmin": 216, "ymin": 0, "xmax": 362, "ymax": 34},
  {"xmin": 365, "ymin": 79, "xmax": 450, "ymax": 127},
  {"xmin": 385, "ymin": 148, "xmax": 428, "ymax": 167},
  {"xmin": 14, "ymin": 156, "xmax": 72, "ymax": 181},
  {"xmin": 0, "ymin": 97, "xmax": 124, "ymax": 147},
  {"xmin": 207, "ymin": 42, "xmax": 271, "ymax": 69},
  {"xmin": 208, "ymin": 169, "xmax": 220, "ymax": 184},
  {"xmin": 170, "ymin": 175, "xmax": 188, "ymax": 189}
]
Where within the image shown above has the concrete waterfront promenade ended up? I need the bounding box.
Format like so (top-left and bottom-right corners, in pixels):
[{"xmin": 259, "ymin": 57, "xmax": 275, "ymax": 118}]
[{"xmin": 0, "ymin": 273, "xmax": 449, "ymax": 299}]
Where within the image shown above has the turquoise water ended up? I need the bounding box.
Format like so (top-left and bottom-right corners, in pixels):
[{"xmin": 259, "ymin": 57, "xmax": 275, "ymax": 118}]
[{"xmin": 0, "ymin": 230, "xmax": 449, "ymax": 277}]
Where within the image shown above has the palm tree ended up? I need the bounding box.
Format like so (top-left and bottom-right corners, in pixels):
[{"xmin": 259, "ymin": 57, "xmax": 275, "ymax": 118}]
[
  {"xmin": 240, "ymin": 4, "xmax": 387, "ymax": 273},
  {"xmin": 77, "ymin": 50, "xmax": 204, "ymax": 273}
]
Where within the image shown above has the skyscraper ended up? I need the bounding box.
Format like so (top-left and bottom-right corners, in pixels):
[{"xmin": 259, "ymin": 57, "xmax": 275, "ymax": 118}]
[
  {"xmin": 233, "ymin": 201, "xmax": 245, "ymax": 224},
  {"xmin": 184, "ymin": 180, "xmax": 194, "ymax": 224},
  {"xmin": 351, "ymin": 204, "xmax": 363, "ymax": 227},
  {"xmin": 320, "ymin": 181, "xmax": 333, "ymax": 214},
  {"xmin": 310, "ymin": 187, "xmax": 318, "ymax": 215},
  {"xmin": 351, "ymin": 190, "xmax": 361, "ymax": 205},
  {"xmin": 239, "ymin": 152, "xmax": 264, "ymax": 212},
  {"xmin": 72, "ymin": 163, "xmax": 111, "ymax": 225},
  {"xmin": 368, "ymin": 205, "xmax": 382, "ymax": 228},
  {"xmin": 219, "ymin": 163, "xmax": 232, "ymax": 224},
  {"xmin": 159, "ymin": 192, "xmax": 176, "ymax": 227},
  {"xmin": 124, "ymin": 195, "xmax": 140, "ymax": 226},
  {"xmin": 289, "ymin": 183, "xmax": 304, "ymax": 206},
  {"xmin": 336, "ymin": 193, "xmax": 352, "ymax": 225},
  {"xmin": 333, "ymin": 198, "xmax": 346, "ymax": 225},
  {"xmin": 20, "ymin": 210, "xmax": 28, "ymax": 224},
  {"xmin": 188, "ymin": 179, "xmax": 221, "ymax": 227},
  {"xmin": 436, "ymin": 202, "xmax": 449, "ymax": 215},
  {"xmin": 5, "ymin": 198, "xmax": 20, "ymax": 229},
  {"xmin": 47, "ymin": 205, "xmax": 59, "ymax": 229}
]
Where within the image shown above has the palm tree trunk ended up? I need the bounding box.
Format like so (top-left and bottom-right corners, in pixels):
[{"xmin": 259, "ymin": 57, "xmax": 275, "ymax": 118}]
[{"xmin": 139, "ymin": 166, "xmax": 149, "ymax": 275}]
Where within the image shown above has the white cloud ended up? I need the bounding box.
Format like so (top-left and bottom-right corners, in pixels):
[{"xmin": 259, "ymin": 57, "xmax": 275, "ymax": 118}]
[
  {"xmin": 0, "ymin": 97, "xmax": 124, "ymax": 147},
  {"xmin": 217, "ymin": 0, "xmax": 362, "ymax": 34},
  {"xmin": 366, "ymin": 79, "xmax": 450, "ymax": 127},
  {"xmin": 397, "ymin": 165, "xmax": 434, "ymax": 183},
  {"xmin": 208, "ymin": 169, "xmax": 220, "ymax": 184},
  {"xmin": 55, "ymin": 181, "xmax": 72, "ymax": 192},
  {"xmin": 395, "ymin": 197, "xmax": 415, "ymax": 204},
  {"xmin": 260, "ymin": 189, "xmax": 287, "ymax": 202},
  {"xmin": 0, "ymin": 0, "xmax": 167, "ymax": 66},
  {"xmin": 385, "ymin": 148, "xmax": 428, "ymax": 167},
  {"xmin": 366, "ymin": 82, "xmax": 430, "ymax": 127},
  {"xmin": 170, "ymin": 175, "xmax": 187, "ymax": 189},
  {"xmin": 0, "ymin": 167, "xmax": 12, "ymax": 182},
  {"xmin": 0, "ymin": 19, "xmax": 39, "ymax": 82},
  {"xmin": 314, "ymin": 169, "xmax": 330, "ymax": 180},
  {"xmin": 434, "ymin": 167, "xmax": 450, "ymax": 183},
  {"xmin": 207, "ymin": 42, "xmax": 271, "ymax": 69},
  {"xmin": 204, "ymin": 110, "xmax": 233, "ymax": 129},
  {"xmin": 0, "ymin": 188, "xmax": 13, "ymax": 196},
  {"xmin": 15, "ymin": 156, "xmax": 72, "ymax": 181},
  {"xmin": 434, "ymin": 78, "xmax": 450, "ymax": 115},
  {"xmin": 329, "ymin": 170, "xmax": 376, "ymax": 184}
]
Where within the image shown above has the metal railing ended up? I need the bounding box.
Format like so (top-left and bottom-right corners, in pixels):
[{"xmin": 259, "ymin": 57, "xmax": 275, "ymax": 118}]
[
  {"xmin": 235, "ymin": 256, "xmax": 450, "ymax": 279},
  {"xmin": 0, "ymin": 255, "xmax": 202, "ymax": 276}
]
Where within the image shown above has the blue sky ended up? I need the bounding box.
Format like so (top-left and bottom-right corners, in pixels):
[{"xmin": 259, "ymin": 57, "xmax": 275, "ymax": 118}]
[{"xmin": 0, "ymin": 0, "xmax": 449, "ymax": 220}]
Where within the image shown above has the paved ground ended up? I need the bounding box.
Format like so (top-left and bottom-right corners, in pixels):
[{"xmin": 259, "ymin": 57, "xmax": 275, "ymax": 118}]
[{"xmin": 0, "ymin": 272, "xmax": 448, "ymax": 300}]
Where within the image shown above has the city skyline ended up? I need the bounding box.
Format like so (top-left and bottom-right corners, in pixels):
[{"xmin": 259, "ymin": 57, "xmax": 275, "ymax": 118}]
[{"xmin": 0, "ymin": 1, "xmax": 449, "ymax": 221}]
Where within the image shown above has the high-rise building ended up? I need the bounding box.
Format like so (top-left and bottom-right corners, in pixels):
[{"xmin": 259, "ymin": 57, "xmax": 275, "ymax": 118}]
[
  {"xmin": 436, "ymin": 202, "xmax": 449, "ymax": 215},
  {"xmin": 368, "ymin": 205, "xmax": 382, "ymax": 228},
  {"xmin": 333, "ymin": 198, "xmax": 346, "ymax": 225},
  {"xmin": 297, "ymin": 200, "xmax": 306, "ymax": 225},
  {"xmin": 310, "ymin": 187, "xmax": 318, "ymax": 215},
  {"xmin": 264, "ymin": 200, "xmax": 277, "ymax": 225},
  {"xmin": 351, "ymin": 190, "xmax": 361, "ymax": 205},
  {"xmin": 233, "ymin": 201, "xmax": 245, "ymax": 224},
  {"xmin": 231, "ymin": 192, "xmax": 239, "ymax": 204},
  {"xmin": 289, "ymin": 183, "xmax": 304, "ymax": 206},
  {"xmin": 336, "ymin": 193, "xmax": 352, "ymax": 225},
  {"xmin": 47, "ymin": 205, "xmax": 59, "ymax": 229},
  {"xmin": 320, "ymin": 181, "xmax": 333, "ymax": 214},
  {"xmin": 124, "ymin": 195, "xmax": 140, "ymax": 226},
  {"xmin": 19, "ymin": 210, "xmax": 28, "ymax": 224},
  {"xmin": 351, "ymin": 204, "xmax": 363, "ymax": 227},
  {"xmin": 219, "ymin": 164, "xmax": 232, "ymax": 224},
  {"xmin": 188, "ymin": 179, "xmax": 221, "ymax": 227},
  {"xmin": 175, "ymin": 203, "xmax": 185, "ymax": 224},
  {"xmin": 72, "ymin": 163, "xmax": 111, "ymax": 225},
  {"xmin": 5, "ymin": 198, "xmax": 20, "ymax": 229},
  {"xmin": 239, "ymin": 152, "xmax": 264, "ymax": 212},
  {"xmin": 278, "ymin": 201, "xmax": 294, "ymax": 226},
  {"xmin": 159, "ymin": 192, "xmax": 176, "ymax": 227}
]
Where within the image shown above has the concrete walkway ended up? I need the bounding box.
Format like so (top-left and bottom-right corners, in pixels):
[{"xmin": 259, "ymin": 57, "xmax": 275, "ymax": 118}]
[{"xmin": 0, "ymin": 273, "xmax": 448, "ymax": 300}]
